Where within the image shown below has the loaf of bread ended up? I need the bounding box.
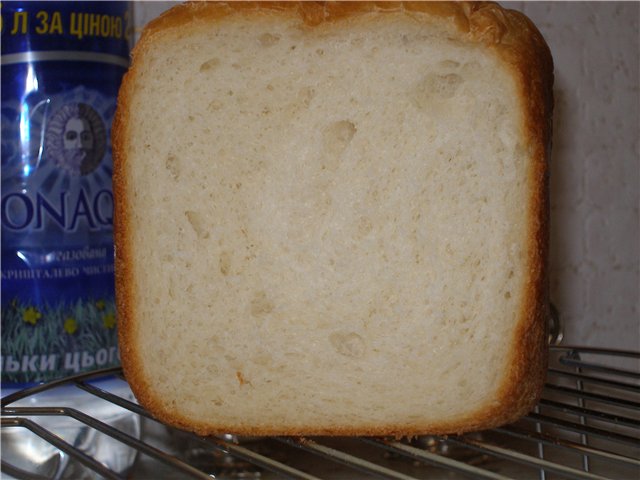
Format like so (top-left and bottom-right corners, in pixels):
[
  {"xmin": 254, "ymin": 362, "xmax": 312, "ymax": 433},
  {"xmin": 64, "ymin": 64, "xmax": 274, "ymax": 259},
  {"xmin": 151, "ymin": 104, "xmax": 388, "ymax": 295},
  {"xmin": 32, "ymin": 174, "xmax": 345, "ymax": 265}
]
[{"xmin": 113, "ymin": 1, "xmax": 553, "ymax": 436}]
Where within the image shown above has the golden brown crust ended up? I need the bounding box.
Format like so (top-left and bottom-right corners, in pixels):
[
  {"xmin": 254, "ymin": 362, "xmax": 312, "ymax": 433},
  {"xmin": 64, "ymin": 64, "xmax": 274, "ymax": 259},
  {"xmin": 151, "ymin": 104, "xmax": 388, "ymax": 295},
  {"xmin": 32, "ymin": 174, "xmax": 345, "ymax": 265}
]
[
  {"xmin": 114, "ymin": 1, "xmax": 553, "ymax": 437},
  {"xmin": 112, "ymin": 41, "xmax": 162, "ymax": 420},
  {"xmin": 112, "ymin": 55, "xmax": 145, "ymax": 411},
  {"xmin": 473, "ymin": 1, "xmax": 553, "ymax": 430}
]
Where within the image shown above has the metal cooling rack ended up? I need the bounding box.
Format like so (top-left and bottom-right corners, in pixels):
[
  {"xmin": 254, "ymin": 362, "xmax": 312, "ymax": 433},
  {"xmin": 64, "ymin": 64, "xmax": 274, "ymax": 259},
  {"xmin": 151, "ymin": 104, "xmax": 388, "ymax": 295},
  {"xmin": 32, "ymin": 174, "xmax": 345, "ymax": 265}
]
[{"xmin": 2, "ymin": 345, "xmax": 639, "ymax": 480}]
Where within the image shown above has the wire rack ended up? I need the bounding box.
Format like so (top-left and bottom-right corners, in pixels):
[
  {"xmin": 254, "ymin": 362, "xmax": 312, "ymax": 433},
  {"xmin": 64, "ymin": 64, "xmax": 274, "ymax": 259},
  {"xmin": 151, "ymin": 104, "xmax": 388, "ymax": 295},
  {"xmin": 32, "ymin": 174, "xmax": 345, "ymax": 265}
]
[{"xmin": 1, "ymin": 345, "xmax": 639, "ymax": 480}]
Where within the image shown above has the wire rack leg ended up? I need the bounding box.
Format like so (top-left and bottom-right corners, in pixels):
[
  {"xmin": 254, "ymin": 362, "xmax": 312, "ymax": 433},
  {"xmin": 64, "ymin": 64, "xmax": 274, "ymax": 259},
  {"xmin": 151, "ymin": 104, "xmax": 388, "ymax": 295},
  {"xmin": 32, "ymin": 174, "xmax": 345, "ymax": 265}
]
[
  {"xmin": 570, "ymin": 349, "xmax": 592, "ymax": 473},
  {"xmin": 534, "ymin": 404, "xmax": 547, "ymax": 480}
]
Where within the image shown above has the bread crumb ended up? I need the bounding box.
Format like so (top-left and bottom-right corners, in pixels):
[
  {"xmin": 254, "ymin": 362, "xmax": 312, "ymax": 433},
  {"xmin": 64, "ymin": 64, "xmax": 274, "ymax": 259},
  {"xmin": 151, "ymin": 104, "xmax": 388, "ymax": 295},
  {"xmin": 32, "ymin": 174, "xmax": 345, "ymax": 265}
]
[
  {"xmin": 185, "ymin": 211, "xmax": 209, "ymax": 239},
  {"xmin": 236, "ymin": 371, "xmax": 252, "ymax": 387},
  {"xmin": 250, "ymin": 290, "xmax": 274, "ymax": 316},
  {"xmin": 259, "ymin": 32, "xmax": 281, "ymax": 47},
  {"xmin": 322, "ymin": 120, "xmax": 357, "ymax": 169},
  {"xmin": 219, "ymin": 251, "xmax": 231, "ymax": 276},
  {"xmin": 199, "ymin": 57, "xmax": 220, "ymax": 72},
  {"xmin": 411, "ymin": 73, "xmax": 463, "ymax": 110},
  {"xmin": 165, "ymin": 154, "xmax": 180, "ymax": 179},
  {"xmin": 329, "ymin": 331, "xmax": 366, "ymax": 358}
]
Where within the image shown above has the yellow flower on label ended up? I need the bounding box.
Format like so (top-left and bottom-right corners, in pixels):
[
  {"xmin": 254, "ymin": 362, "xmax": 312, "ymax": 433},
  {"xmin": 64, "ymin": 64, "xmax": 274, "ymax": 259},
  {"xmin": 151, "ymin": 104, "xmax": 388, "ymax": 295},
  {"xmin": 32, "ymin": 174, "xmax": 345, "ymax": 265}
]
[
  {"xmin": 95, "ymin": 299, "xmax": 106, "ymax": 311},
  {"xmin": 64, "ymin": 317, "xmax": 78, "ymax": 334},
  {"xmin": 23, "ymin": 306, "xmax": 42, "ymax": 325},
  {"xmin": 103, "ymin": 312, "xmax": 116, "ymax": 329}
]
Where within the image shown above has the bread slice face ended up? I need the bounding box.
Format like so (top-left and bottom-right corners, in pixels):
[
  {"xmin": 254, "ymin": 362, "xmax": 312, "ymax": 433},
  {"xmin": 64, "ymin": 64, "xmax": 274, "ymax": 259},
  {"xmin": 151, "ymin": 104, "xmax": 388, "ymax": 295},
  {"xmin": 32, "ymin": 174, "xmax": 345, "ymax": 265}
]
[{"xmin": 113, "ymin": 1, "xmax": 553, "ymax": 436}]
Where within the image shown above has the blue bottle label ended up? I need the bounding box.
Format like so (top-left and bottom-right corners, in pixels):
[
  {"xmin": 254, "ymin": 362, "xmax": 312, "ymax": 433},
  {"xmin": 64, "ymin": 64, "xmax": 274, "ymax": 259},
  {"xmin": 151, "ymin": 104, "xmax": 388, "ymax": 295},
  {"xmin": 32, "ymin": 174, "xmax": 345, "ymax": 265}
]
[{"xmin": 1, "ymin": 2, "xmax": 131, "ymax": 387}]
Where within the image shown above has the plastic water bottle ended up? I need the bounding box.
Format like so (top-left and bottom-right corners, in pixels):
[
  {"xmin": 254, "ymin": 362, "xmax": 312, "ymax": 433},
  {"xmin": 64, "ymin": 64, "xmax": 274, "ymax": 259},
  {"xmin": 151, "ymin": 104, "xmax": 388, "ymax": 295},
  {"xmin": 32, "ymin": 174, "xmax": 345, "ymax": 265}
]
[{"xmin": 1, "ymin": 2, "xmax": 140, "ymax": 477}]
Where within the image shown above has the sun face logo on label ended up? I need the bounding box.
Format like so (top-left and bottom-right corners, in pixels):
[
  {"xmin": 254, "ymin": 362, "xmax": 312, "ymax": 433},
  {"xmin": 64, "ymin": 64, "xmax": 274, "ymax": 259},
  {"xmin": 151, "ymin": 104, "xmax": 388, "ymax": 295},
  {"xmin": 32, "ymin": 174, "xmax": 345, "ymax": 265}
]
[{"xmin": 47, "ymin": 102, "xmax": 107, "ymax": 177}]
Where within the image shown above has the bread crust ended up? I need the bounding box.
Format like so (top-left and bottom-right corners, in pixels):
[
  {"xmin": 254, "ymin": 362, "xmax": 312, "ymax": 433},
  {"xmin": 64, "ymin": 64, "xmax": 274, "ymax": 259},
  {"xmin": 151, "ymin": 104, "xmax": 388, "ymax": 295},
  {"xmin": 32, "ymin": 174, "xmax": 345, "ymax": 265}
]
[{"xmin": 113, "ymin": 1, "xmax": 553, "ymax": 437}]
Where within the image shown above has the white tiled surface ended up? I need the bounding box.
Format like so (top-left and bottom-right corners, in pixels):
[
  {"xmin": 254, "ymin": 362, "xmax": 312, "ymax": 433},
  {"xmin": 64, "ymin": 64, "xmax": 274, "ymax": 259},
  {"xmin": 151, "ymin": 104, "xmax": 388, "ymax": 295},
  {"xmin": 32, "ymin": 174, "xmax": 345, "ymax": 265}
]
[{"xmin": 133, "ymin": 2, "xmax": 640, "ymax": 351}]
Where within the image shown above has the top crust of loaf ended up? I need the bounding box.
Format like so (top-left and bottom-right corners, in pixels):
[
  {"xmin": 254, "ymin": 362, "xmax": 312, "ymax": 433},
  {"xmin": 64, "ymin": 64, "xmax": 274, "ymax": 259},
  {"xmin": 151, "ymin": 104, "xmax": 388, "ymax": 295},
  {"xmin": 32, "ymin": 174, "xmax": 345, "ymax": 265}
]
[{"xmin": 113, "ymin": 1, "xmax": 553, "ymax": 436}]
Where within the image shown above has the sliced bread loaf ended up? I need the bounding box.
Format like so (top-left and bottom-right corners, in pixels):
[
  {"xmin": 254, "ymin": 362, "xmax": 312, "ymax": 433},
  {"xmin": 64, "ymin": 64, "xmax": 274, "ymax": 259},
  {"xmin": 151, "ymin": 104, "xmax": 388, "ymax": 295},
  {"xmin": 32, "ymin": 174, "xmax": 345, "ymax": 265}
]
[{"xmin": 113, "ymin": 1, "xmax": 553, "ymax": 436}]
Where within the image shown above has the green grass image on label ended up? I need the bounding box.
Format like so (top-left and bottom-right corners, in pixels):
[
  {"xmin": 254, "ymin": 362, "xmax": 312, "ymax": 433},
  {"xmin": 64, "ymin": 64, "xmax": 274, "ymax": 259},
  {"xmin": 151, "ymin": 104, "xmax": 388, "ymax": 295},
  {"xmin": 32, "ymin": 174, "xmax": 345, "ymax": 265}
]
[{"xmin": 2, "ymin": 296, "xmax": 119, "ymax": 384}]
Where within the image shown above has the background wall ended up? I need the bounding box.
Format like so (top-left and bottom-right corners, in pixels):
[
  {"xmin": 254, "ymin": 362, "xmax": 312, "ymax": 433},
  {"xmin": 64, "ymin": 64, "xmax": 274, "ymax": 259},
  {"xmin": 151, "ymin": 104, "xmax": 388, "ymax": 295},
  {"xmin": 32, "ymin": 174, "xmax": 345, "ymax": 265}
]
[
  {"xmin": 133, "ymin": 2, "xmax": 640, "ymax": 351},
  {"xmin": 503, "ymin": 1, "xmax": 638, "ymax": 351}
]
